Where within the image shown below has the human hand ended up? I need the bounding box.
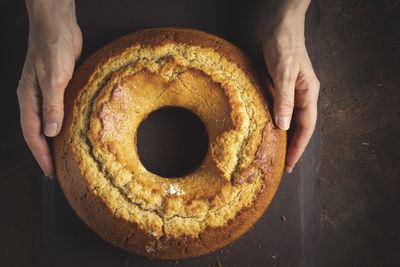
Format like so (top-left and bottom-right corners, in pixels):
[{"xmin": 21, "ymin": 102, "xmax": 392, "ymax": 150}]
[
  {"xmin": 17, "ymin": 0, "xmax": 82, "ymax": 178},
  {"xmin": 259, "ymin": 1, "xmax": 320, "ymax": 173}
]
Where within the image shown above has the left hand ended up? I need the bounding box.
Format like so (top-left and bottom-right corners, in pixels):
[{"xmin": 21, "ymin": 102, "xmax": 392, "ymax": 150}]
[{"xmin": 258, "ymin": 5, "xmax": 320, "ymax": 173}]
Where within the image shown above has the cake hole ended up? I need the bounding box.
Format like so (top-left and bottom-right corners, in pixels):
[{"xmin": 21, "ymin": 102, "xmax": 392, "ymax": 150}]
[{"xmin": 136, "ymin": 107, "xmax": 209, "ymax": 178}]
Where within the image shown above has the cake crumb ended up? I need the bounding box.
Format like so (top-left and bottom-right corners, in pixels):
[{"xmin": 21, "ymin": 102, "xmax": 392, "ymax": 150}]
[
  {"xmin": 281, "ymin": 215, "xmax": 287, "ymax": 222},
  {"xmin": 145, "ymin": 245, "xmax": 156, "ymax": 253}
]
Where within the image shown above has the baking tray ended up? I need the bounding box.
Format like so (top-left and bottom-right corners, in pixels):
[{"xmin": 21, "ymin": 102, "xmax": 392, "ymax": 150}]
[{"xmin": 33, "ymin": 1, "xmax": 320, "ymax": 266}]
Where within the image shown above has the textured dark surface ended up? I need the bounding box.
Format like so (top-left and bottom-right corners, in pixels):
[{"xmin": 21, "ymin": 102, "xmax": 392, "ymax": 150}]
[
  {"xmin": 0, "ymin": 1, "xmax": 32, "ymax": 267},
  {"xmin": 319, "ymin": 0, "xmax": 400, "ymax": 266},
  {"xmin": 0, "ymin": 0, "xmax": 399, "ymax": 266}
]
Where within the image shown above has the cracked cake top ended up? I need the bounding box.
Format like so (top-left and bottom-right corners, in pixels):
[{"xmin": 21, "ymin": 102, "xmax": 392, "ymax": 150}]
[{"xmin": 54, "ymin": 27, "xmax": 286, "ymax": 259}]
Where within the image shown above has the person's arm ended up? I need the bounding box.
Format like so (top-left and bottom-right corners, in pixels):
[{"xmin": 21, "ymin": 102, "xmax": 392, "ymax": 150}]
[
  {"xmin": 17, "ymin": 0, "xmax": 82, "ymax": 178},
  {"xmin": 259, "ymin": 0, "xmax": 320, "ymax": 173}
]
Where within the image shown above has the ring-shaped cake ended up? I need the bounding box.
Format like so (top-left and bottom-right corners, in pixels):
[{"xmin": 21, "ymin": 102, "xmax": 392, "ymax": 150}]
[{"xmin": 54, "ymin": 27, "xmax": 286, "ymax": 259}]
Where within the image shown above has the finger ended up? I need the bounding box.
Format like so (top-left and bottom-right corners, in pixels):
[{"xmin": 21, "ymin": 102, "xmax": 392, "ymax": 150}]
[
  {"xmin": 285, "ymin": 73, "xmax": 319, "ymax": 173},
  {"xmin": 271, "ymin": 57, "xmax": 299, "ymax": 130},
  {"xmin": 17, "ymin": 80, "xmax": 54, "ymax": 177},
  {"xmin": 72, "ymin": 25, "xmax": 83, "ymax": 61},
  {"xmin": 285, "ymin": 103, "xmax": 317, "ymax": 173},
  {"xmin": 38, "ymin": 66, "xmax": 71, "ymax": 137}
]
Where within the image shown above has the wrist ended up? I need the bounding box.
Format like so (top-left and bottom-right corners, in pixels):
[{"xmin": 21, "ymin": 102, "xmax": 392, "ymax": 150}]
[
  {"xmin": 26, "ymin": 0, "xmax": 76, "ymax": 28},
  {"xmin": 26, "ymin": 0, "xmax": 78, "ymax": 45},
  {"xmin": 278, "ymin": 0, "xmax": 310, "ymax": 18},
  {"xmin": 259, "ymin": 0, "xmax": 309, "ymax": 38}
]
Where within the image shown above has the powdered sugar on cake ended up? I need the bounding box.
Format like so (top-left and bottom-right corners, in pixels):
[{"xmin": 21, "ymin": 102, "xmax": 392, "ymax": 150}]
[
  {"xmin": 99, "ymin": 84, "xmax": 133, "ymax": 142},
  {"xmin": 149, "ymin": 231, "xmax": 157, "ymax": 237},
  {"xmin": 166, "ymin": 184, "xmax": 185, "ymax": 196}
]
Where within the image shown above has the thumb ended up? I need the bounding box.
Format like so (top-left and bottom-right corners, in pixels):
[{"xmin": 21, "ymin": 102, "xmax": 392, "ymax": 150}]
[
  {"xmin": 272, "ymin": 60, "xmax": 299, "ymax": 130},
  {"xmin": 41, "ymin": 75, "xmax": 69, "ymax": 137}
]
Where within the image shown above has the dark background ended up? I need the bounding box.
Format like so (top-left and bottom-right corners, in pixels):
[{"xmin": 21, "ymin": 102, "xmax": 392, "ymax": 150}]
[{"xmin": 1, "ymin": 0, "xmax": 399, "ymax": 266}]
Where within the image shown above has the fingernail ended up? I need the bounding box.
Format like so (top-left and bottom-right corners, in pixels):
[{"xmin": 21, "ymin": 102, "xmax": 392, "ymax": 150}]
[
  {"xmin": 277, "ymin": 116, "xmax": 291, "ymax": 130},
  {"xmin": 285, "ymin": 165, "xmax": 294, "ymax": 174},
  {"xmin": 43, "ymin": 171, "xmax": 55, "ymax": 179},
  {"xmin": 44, "ymin": 122, "xmax": 58, "ymax": 137}
]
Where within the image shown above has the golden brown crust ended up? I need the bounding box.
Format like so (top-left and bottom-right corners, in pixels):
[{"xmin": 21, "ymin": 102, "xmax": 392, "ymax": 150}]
[{"xmin": 53, "ymin": 27, "xmax": 286, "ymax": 259}]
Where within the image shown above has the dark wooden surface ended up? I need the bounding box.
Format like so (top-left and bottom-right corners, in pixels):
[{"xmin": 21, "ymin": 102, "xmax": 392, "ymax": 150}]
[
  {"xmin": 0, "ymin": 1, "xmax": 33, "ymax": 267},
  {"xmin": 0, "ymin": 0, "xmax": 399, "ymax": 266},
  {"xmin": 319, "ymin": 0, "xmax": 400, "ymax": 266}
]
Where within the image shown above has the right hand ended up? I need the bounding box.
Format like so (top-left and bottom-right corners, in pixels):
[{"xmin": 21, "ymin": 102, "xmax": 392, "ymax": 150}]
[{"xmin": 17, "ymin": 2, "xmax": 82, "ymax": 178}]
